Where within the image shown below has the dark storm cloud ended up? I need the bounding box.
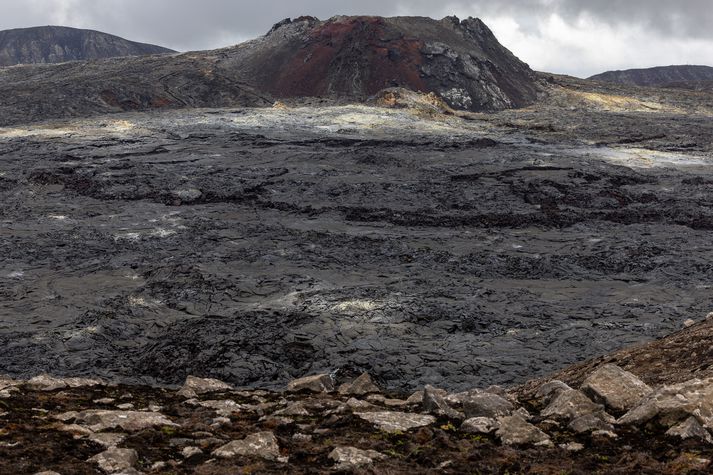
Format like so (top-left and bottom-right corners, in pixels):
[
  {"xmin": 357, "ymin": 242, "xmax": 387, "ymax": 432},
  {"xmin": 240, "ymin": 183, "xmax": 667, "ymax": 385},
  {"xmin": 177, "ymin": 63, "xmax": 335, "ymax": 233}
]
[{"xmin": 0, "ymin": 1, "xmax": 711, "ymax": 77}]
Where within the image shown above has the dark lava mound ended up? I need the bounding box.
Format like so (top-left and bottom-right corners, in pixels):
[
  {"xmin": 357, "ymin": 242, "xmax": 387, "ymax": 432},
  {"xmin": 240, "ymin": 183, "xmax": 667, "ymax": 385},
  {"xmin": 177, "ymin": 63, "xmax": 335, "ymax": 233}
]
[
  {"xmin": 0, "ymin": 16, "xmax": 539, "ymax": 125},
  {"xmin": 232, "ymin": 15, "xmax": 539, "ymax": 111},
  {"xmin": 0, "ymin": 26, "xmax": 175, "ymax": 67}
]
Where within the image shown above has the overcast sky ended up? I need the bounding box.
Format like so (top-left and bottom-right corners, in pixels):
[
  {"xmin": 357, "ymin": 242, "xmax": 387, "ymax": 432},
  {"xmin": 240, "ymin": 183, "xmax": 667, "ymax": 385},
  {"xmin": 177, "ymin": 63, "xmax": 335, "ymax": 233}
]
[{"xmin": 1, "ymin": 0, "xmax": 712, "ymax": 77}]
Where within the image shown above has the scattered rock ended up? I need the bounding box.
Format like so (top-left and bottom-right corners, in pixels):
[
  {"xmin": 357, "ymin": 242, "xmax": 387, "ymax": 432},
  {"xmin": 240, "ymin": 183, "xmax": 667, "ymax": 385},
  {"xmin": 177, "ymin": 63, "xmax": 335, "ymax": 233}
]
[
  {"xmin": 444, "ymin": 388, "xmax": 481, "ymax": 407},
  {"xmin": 213, "ymin": 431, "xmax": 281, "ymax": 461},
  {"xmin": 116, "ymin": 403, "xmax": 134, "ymax": 410},
  {"xmin": 56, "ymin": 423, "xmax": 93, "ymax": 437},
  {"xmin": 618, "ymin": 378, "xmax": 713, "ymax": 428},
  {"xmin": 345, "ymin": 398, "xmax": 375, "ymax": 411},
  {"xmin": 406, "ymin": 391, "xmax": 425, "ymax": 405},
  {"xmin": 666, "ymin": 417, "xmax": 713, "ymax": 444},
  {"xmin": 356, "ymin": 411, "xmax": 436, "ymax": 432},
  {"xmin": 177, "ymin": 375, "xmax": 232, "ymax": 398},
  {"xmin": 88, "ymin": 448, "xmax": 138, "ymax": 473},
  {"xmin": 338, "ymin": 372, "xmax": 380, "ymax": 396},
  {"xmin": 422, "ymin": 385, "xmax": 464, "ymax": 420},
  {"xmin": 496, "ymin": 415, "xmax": 552, "ymax": 447},
  {"xmin": 541, "ymin": 389, "xmax": 605, "ymax": 422},
  {"xmin": 329, "ymin": 446, "xmax": 386, "ymax": 469},
  {"xmin": 191, "ymin": 399, "xmax": 243, "ymax": 416},
  {"xmin": 67, "ymin": 410, "xmax": 177, "ymax": 432},
  {"xmin": 684, "ymin": 319, "xmax": 696, "ymax": 328},
  {"xmin": 182, "ymin": 446, "xmax": 204, "ymax": 458},
  {"xmin": 568, "ymin": 414, "xmax": 615, "ymax": 434},
  {"xmin": 463, "ymin": 393, "xmax": 514, "ymax": 419},
  {"xmin": 88, "ymin": 433, "xmax": 127, "ymax": 448},
  {"xmin": 274, "ymin": 401, "xmax": 310, "ymax": 417},
  {"xmin": 461, "ymin": 417, "xmax": 498, "ymax": 434},
  {"xmin": 94, "ymin": 398, "xmax": 116, "ymax": 404},
  {"xmin": 581, "ymin": 364, "xmax": 652, "ymax": 413},
  {"xmin": 535, "ymin": 380, "xmax": 573, "ymax": 404},
  {"xmin": 560, "ymin": 442, "xmax": 585, "ymax": 452},
  {"xmin": 292, "ymin": 433, "xmax": 312, "ymax": 442},
  {"xmin": 592, "ymin": 430, "xmax": 618, "ymax": 439},
  {"xmin": 27, "ymin": 374, "xmax": 102, "ymax": 391},
  {"xmin": 287, "ymin": 374, "xmax": 334, "ymax": 393}
]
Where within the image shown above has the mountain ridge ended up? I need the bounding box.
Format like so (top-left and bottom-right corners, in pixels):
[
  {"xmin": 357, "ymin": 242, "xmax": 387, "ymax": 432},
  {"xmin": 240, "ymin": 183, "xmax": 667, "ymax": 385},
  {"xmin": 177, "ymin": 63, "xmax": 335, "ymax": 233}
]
[
  {"xmin": 588, "ymin": 64, "xmax": 713, "ymax": 88},
  {"xmin": 0, "ymin": 15, "xmax": 541, "ymax": 126},
  {"xmin": 0, "ymin": 25, "xmax": 175, "ymax": 67}
]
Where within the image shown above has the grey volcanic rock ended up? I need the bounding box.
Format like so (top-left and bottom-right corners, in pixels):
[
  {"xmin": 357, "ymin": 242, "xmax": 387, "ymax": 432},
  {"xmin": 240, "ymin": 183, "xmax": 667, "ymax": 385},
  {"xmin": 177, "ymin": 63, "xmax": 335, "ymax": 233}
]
[
  {"xmin": 287, "ymin": 374, "xmax": 334, "ymax": 393},
  {"xmin": 0, "ymin": 26, "xmax": 174, "ymax": 66},
  {"xmin": 177, "ymin": 375, "xmax": 232, "ymax": 398},
  {"xmin": 541, "ymin": 390, "xmax": 605, "ymax": 422},
  {"xmin": 581, "ymin": 364, "xmax": 652, "ymax": 413},
  {"xmin": 463, "ymin": 393, "xmax": 514, "ymax": 419},
  {"xmin": 589, "ymin": 65, "xmax": 713, "ymax": 88},
  {"xmin": 213, "ymin": 431, "xmax": 281, "ymax": 460},
  {"xmin": 618, "ymin": 378, "xmax": 713, "ymax": 428},
  {"xmin": 329, "ymin": 446, "xmax": 386, "ymax": 470},
  {"xmin": 88, "ymin": 448, "xmax": 138, "ymax": 473},
  {"xmin": 496, "ymin": 415, "xmax": 551, "ymax": 446}
]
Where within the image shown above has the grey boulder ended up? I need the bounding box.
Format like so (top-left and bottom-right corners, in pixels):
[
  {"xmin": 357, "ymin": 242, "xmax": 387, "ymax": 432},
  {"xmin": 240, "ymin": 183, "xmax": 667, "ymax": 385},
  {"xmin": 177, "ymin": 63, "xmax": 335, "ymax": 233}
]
[
  {"xmin": 463, "ymin": 393, "xmax": 514, "ymax": 419},
  {"xmin": 287, "ymin": 374, "xmax": 335, "ymax": 393},
  {"xmin": 581, "ymin": 365, "xmax": 652, "ymax": 413},
  {"xmin": 213, "ymin": 431, "xmax": 281, "ymax": 461}
]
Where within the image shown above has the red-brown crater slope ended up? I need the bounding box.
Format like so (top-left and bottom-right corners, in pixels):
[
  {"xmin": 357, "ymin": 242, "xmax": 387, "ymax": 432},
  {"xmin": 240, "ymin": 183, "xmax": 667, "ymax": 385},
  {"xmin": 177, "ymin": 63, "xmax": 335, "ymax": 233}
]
[{"xmin": 226, "ymin": 15, "xmax": 540, "ymax": 112}]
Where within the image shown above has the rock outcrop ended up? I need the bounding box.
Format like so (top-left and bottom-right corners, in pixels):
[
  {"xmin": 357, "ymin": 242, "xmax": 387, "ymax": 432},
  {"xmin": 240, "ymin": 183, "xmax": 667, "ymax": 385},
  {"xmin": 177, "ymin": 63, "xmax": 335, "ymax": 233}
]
[{"xmin": 0, "ymin": 26, "xmax": 174, "ymax": 66}]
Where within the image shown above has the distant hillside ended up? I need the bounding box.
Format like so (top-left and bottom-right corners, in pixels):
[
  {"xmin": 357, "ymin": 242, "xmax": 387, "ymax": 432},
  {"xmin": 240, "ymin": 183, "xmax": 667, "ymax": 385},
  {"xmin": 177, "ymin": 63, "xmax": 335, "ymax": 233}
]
[
  {"xmin": 0, "ymin": 16, "xmax": 542, "ymax": 126},
  {"xmin": 589, "ymin": 65, "xmax": 713, "ymax": 88},
  {"xmin": 0, "ymin": 26, "xmax": 175, "ymax": 67}
]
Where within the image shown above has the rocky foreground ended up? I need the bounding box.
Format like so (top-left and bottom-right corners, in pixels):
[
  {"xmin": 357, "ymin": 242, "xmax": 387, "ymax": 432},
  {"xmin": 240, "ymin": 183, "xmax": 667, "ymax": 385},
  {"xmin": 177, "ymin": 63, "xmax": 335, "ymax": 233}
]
[{"xmin": 3, "ymin": 319, "xmax": 713, "ymax": 475}]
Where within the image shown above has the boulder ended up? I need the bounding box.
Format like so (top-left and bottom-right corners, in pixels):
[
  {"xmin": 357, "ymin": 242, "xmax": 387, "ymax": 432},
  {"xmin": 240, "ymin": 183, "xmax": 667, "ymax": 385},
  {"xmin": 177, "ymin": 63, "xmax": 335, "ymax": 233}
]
[
  {"xmin": 355, "ymin": 411, "xmax": 436, "ymax": 432},
  {"xmin": 213, "ymin": 431, "xmax": 281, "ymax": 461},
  {"xmin": 189, "ymin": 399, "xmax": 244, "ymax": 416},
  {"xmin": 541, "ymin": 389, "xmax": 605, "ymax": 422},
  {"xmin": 287, "ymin": 374, "xmax": 334, "ymax": 393},
  {"xmin": 338, "ymin": 373, "xmax": 380, "ymax": 396},
  {"xmin": 461, "ymin": 417, "xmax": 498, "ymax": 434},
  {"xmin": 666, "ymin": 417, "xmax": 713, "ymax": 444},
  {"xmin": 444, "ymin": 389, "xmax": 482, "ymax": 407},
  {"xmin": 463, "ymin": 393, "xmax": 514, "ymax": 419},
  {"xmin": 581, "ymin": 364, "xmax": 652, "ymax": 413},
  {"xmin": 177, "ymin": 376, "xmax": 232, "ymax": 398},
  {"xmin": 329, "ymin": 446, "xmax": 386, "ymax": 469},
  {"xmin": 182, "ymin": 446, "xmax": 204, "ymax": 458},
  {"xmin": 618, "ymin": 378, "xmax": 713, "ymax": 428},
  {"xmin": 88, "ymin": 433, "xmax": 127, "ymax": 448},
  {"xmin": 27, "ymin": 374, "xmax": 103, "ymax": 391},
  {"xmin": 535, "ymin": 380, "xmax": 572, "ymax": 404},
  {"xmin": 274, "ymin": 401, "xmax": 310, "ymax": 417},
  {"xmin": 422, "ymin": 385, "xmax": 464, "ymax": 420},
  {"xmin": 568, "ymin": 414, "xmax": 615, "ymax": 434},
  {"xmin": 88, "ymin": 448, "xmax": 138, "ymax": 473},
  {"xmin": 496, "ymin": 415, "xmax": 552, "ymax": 446},
  {"xmin": 67, "ymin": 410, "xmax": 177, "ymax": 432}
]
